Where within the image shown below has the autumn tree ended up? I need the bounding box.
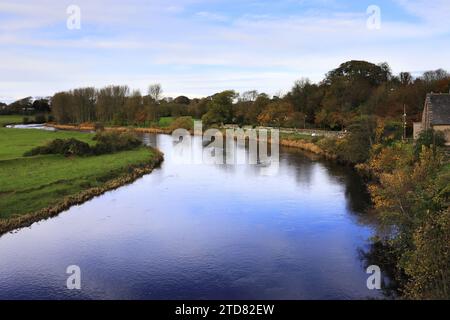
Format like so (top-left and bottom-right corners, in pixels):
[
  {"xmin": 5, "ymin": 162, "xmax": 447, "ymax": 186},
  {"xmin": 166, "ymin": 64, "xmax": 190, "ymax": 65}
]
[
  {"xmin": 96, "ymin": 85, "xmax": 129, "ymax": 123},
  {"xmin": 257, "ymin": 101, "xmax": 294, "ymax": 127},
  {"xmin": 202, "ymin": 90, "xmax": 237, "ymax": 126},
  {"xmin": 51, "ymin": 92, "xmax": 73, "ymax": 124},
  {"xmin": 124, "ymin": 90, "xmax": 143, "ymax": 125},
  {"xmin": 367, "ymin": 146, "xmax": 449, "ymax": 299},
  {"xmin": 72, "ymin": 87, "xmax": 96, "ymax": 123}
]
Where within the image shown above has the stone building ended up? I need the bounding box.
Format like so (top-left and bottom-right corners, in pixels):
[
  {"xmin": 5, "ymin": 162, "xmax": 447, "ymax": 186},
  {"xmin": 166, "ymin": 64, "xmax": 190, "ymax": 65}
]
[{"xmin": 413, "ymin": 93, "xmax": 450, "ymax": 145}]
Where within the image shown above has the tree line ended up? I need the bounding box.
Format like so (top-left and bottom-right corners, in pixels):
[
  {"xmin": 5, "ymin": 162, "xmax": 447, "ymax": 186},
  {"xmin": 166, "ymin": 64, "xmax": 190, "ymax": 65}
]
[
  {"xmin": 3, "ymin": 60, "xmax": 450, "ymax": 130},
  {"xmin": 0, "ymin": 96, "xmax": 50, "ymax": 115}
]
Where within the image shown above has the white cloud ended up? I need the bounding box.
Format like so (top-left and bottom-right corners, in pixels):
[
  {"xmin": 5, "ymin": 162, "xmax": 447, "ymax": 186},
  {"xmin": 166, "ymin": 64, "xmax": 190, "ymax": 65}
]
[{"xmin": 196, "ymin": 11, "xmax": 229, "ymax": 22}]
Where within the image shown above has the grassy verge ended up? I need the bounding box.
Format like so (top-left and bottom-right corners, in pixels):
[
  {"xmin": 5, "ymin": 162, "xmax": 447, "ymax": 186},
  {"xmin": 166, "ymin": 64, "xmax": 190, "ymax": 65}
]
[
  {"xmin": 280, "ymin": 132, "xmax": 318, "ymax": 142},
  {"xmin": 0, "ymin": 114, "xmax": 24, "ymax": 126},
  {"xmin": 0, "ymin": 127, "xmax": 94, "ymax": 161},
  {"xmin": 0, "ymin": 116, "xmax": 163, "ymax": 234}
]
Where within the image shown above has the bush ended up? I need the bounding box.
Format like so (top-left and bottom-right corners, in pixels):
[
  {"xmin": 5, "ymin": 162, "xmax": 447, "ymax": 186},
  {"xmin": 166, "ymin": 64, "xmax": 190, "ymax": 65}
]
[
  {"xmin": 169, "ymin": 116, "xmax": 194, "ymax": 131},
  {"xmin": 92, "ymin": 131, "xmax": 142, "ymax": 155},
  {"xmin": 414, "ymin": 129, "xmax": 446, "ymax": 158},
  {"xmin": 24, "ymin": 138, "xmax": 91, "ymax": 157},
  {"xmin": 24, "ymin": 131, "xmax": 142, "ymax": 157},
  {"xmin": 94, "ymin": 122, "xmax": 105, "ymax": 132},
  {"xmin": 403, "ymin": 208, "xmax": 450, "ymax": 299},
  {"xmin": 23, "ymin": 117, "xmax": 29, "ymax": 124},
  {"xmin": 34, "ymin": 114, "xmax": 46, "ymax": 124}
]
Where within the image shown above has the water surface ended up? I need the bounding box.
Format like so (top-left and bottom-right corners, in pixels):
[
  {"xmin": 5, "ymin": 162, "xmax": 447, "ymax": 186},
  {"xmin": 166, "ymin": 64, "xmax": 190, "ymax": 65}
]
[
  {"xmin": 0, "ymin": 134, "xmax": 380, "ymax": 299},
  {"xmin": 6, "ymin": 123, "xmax": 56, "ymax": 131}
]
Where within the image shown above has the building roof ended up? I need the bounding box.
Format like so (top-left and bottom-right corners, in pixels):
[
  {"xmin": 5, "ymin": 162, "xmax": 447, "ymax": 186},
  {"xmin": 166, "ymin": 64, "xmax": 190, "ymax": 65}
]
[{"xmin": 428, "ymin": 93, "xmax": 450, "ymax": 125}]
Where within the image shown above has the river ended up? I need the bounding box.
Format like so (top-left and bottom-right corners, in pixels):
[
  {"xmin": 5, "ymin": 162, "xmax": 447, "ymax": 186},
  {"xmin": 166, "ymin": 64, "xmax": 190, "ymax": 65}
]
[{"xmin": 0, "ymin": 133, "xmax": 382, "ymax": 299}]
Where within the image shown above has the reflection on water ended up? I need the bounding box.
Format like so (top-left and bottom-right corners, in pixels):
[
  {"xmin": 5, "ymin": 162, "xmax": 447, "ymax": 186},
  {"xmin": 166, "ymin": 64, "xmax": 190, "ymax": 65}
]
[
  {"xmin": 0, "ymin": 134, "xmax": 382, "ymax": 300},
  {"xmin": 6, "ymin": 124, "xmax": 56, "ymax": 131}
]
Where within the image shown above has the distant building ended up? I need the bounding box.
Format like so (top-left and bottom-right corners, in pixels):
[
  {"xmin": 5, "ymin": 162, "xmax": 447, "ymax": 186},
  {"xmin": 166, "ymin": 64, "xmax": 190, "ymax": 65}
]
[{"xmin": 414, "ymin": 93, "xmax": 450, "ymax": 145}]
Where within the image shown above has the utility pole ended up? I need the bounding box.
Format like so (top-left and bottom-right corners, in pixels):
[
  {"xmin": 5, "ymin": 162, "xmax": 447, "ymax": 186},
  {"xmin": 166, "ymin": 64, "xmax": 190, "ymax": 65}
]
[{"xmin": 403, "ymin": 104, "xmax": 407, "ymax": 141}]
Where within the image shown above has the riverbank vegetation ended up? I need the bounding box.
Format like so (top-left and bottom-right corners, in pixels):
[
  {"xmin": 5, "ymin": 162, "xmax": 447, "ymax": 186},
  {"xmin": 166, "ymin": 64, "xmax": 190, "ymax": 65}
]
[
  {"xmin": 25, "ymin": 131, "xmax": 142, "ymax": 157},
  {"xmin": 355, "ymin": 130, "xmax": 449, "ymax": 299},
  {"xmin": 0, "ymin": 119, "xmax": 163, "ymax": 234}
]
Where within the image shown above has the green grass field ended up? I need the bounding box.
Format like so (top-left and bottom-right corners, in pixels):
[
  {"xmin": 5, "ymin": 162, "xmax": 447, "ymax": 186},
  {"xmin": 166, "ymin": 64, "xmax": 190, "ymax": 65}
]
[
  {"xmin": 0, "ymin": 116, "xmax": 158, "ymax": 220},
  {"xmin": 0, "ymin": 114, "xmax": 24, "ymax": 126},
  {"xmin": 157, "ymin": 116, "xmax": 174, "ymax": 127},
  {"xmin": 280, "ymin": 132, "xmax": 318, "ymax": 142},
  {"xmin": 0, "ymin": 128, "xmax": 94, "ymax": 161}
]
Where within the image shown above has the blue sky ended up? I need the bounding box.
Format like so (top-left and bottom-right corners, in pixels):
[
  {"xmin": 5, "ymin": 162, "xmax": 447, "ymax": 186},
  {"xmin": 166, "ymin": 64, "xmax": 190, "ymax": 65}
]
[{"xmin": 1, "ymin": 0, "xmax": 450, "ymax": 102}]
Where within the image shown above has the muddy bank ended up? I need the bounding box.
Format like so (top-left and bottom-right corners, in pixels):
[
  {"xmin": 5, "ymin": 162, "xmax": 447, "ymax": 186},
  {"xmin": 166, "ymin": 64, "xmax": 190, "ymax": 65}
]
[
  {"xmin": 48, "ymin": 123, "xmax": 336, "ymax": 160},
  {"xmin": 0, "ymin": 150, "xmax": 164, "ymax": 237},
  {"xmin": 278, "ymin": 138, "xmax": 337, "ymax": 160},
  {"xmin": 47, "ymin": 123, "xmax": 172, "ymax": 134}
]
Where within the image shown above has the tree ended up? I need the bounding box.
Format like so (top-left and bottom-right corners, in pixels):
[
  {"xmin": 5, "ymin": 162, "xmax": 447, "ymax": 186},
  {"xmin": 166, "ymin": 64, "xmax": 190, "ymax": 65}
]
[
  {"xmin": 174, "ymin": 96, "xmax": 191, "ymax": 105},
  {"xmin": 95, "ymin": 85, "xmax": 128, "ymax": 123},
  {"xmin": 403, "ymin": 207, "xmax": 450, "ymax": 299},
  {"xmin": 288, "ymin": 78, "xmax": 311, "ymax": 113},
  {"xmin": 51, "ymin": 92, "xmax": 73, "ymax": 124},
  {"xmin": 72, "ymin": 87, "xmax": 96, "ymax": 123},
  {"xmin": 324, "ymin": 60, "xmax": 391, "ymax": 86},
  {"xmin": 285, "ymin": 111, "xmax": 307, "ymax": 129},
  {"xmin": 124, "ymin": 90, "xmax": 143, "ymax": 125},
  {"xmin": 32, "ymin": 98, "xmax": 51, "ymax": 113},
  {"xmin": 422, "ymin": 69, "xmax": 449, "ymax": 83},
  {"xmin": 246, "ymin": 93, "xmax": 270, "ymax": 125},
  {"xmin": 257, "ymin": 101, "xmax": 294, "ymax": 127},
  {"xmin": 399, "ymin": 72, "xmax": 413, "ymax": 86},
  {"xmin": 367, "ymin": 146, "xmax": 449, "ymax": 299},
  {"xmin": 314, "ymin": 109, "xmax": 328, "ymax": 128},
  {"xmin": 202, "ymin": 90, "xmax": 237, "ymax": 126},
  {"xmin": 240, "ymin": 90, "xmax": 258, "ymax": 102},
  {"xmin": 187, "ymin": 98, "xmax": 209, "ymax": 119},
  {"xmin": 148, "ymin": 84, "xmax": 163, "ymax": 103},
  {"xmin": 321, "ymin": 61, "xmax": 392, "ymax": 114},
  {"xmin": 337, "ymin": 115, "xmax": 377, "ymax": 163},
  {"xmin": 9, "ymin": 97, "xmax": 33, "ymax": 114}
]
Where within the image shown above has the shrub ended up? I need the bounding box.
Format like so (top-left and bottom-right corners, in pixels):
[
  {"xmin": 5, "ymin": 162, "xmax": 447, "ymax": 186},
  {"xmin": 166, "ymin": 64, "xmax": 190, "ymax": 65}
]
[
  {"xmin": 317, "ymin": 137, "xmax": 341, "ymax": 155},
  {"xmin": 169, "ymin": 116, "xmax": 194, "ymax": 131},
  {"xmin": 34, "ymin": 114, "xmax": 46, "ymax": 124},
  {"xmin": 414, "ymin": 129, "xmax": 446, "ymax": 158},
  {"xmin": 92, "ymin": 131, "xmax": 142, "ymax": 155},
  {"xmin": 24, "ymin": 138, "xmax": 91, "ymax": 157},
  {"xmin": 403, "ymin": 208, "xmax": 450, "ymax": 299},
  {"xmin": 24, "ymin": 131, "xmax": 143, "ymax": 158},
  {"xmin": 94, "ymin": 122, "xmax": 105, "ymax": 132}
]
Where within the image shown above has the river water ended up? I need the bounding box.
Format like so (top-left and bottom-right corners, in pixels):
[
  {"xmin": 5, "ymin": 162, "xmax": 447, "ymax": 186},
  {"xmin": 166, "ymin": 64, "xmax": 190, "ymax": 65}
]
[{"xmin": 0, "ymin": 133, "xmax": 382, "ymax": 299}]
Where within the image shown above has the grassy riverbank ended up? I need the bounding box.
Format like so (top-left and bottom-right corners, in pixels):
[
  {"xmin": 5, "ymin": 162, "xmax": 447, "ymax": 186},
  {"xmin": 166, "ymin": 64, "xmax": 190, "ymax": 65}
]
[
  {"xmin": 0, "ymin": 115, "xmax": 24, "ymax": 126},
  {"xmin": 0, "ymin": 116, "xmax": 163, "ymax": 234}
]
